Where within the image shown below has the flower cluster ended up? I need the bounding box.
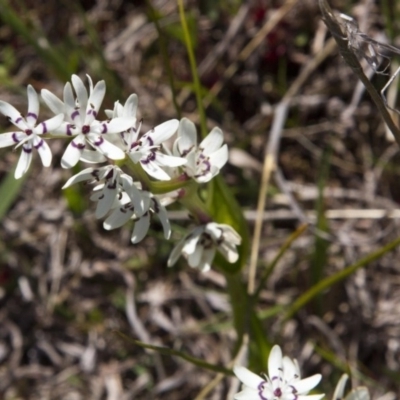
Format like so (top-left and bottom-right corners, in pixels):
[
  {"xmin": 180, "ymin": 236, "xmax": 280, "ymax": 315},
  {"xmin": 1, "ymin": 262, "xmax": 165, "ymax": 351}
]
[
  {"xmin": 234, "ymin": 345, "xmax": 324, "ymax": 400},
  {"xmin": 0, "ymin": 75, "xmax": 240, "ymax": 271}
]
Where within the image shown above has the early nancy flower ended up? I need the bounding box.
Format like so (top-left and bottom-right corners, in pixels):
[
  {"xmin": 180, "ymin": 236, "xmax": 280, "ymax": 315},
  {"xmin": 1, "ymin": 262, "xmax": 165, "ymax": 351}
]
[
  {"xmin": 234, "ymin": 345, "xmax": 324, "ymax": 400},
  {"xmin": 127, "ymin": 119, "xmax": 187, "ymax": 181},
  {"xmin": 41, "ymin": 74, "xmax": 133, "ymax": 168},
  {"xmin": 174, "ymin": 117, "xmax": 228, "ymax": 183},
  {"xmin": 103, "ymin": 189, "xmax": 171, "ymax": 244},
  {"xmin": 0, "ymin": 85, "xmax": 64, "ymax": 179},
  {"xmin": 167, "ymin": 222, "xmax": 241, "ymax": 272},
  {"xmin": 62, "ymin": 165, "xmax": 144, "ymax": 219}
]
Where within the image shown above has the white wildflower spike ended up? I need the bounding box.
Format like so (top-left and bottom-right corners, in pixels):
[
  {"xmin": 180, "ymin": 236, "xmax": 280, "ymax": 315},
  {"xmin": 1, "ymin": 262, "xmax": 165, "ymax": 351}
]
[
  {"xmin": 167, "ymin": 222, "xmax": 241, "ymax": 272},
  {"xmin": 174, "ymin": 117, "xmax": 228, "ymax": 183},
  {"xmin": 103, "ymin": 190, "xmax": 170, "ymax": 244},
  {"xmin": 127, "ymin": 119, "xmax": 187, "ymax": 181},
  {"xmin": 233, "ymin": 345, "xmax": 324, "ymax": 400},
  {"xmin": 41, "ymin": 74, "xmax": 134, "ymax": 168},
  {"xmin": 62, "ymin": 165, "xmax": 144, "ymax": 219},
  {"xmin": 0, "ymin": 85, "xmax": 63, "ymax": 179}
]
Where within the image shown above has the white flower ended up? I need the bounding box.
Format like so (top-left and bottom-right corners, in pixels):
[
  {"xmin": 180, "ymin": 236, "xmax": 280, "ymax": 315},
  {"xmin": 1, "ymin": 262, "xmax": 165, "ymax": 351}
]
[
  {"xmin": 0, "ymin": 85, "xmax": 63, "ymax": 179},
  {"xmin": 41, "ymin": 74, "xmax": 134, "ymax": 168},
  {"xmin": 167, "ymin": 222, "xmax": 241, "ymax": 272},
  {"xmin": 62, "ymin": 165, "xmax": 144, "ymax": 219},
  {"xmin": 332, "ymin": 375, "xmax": 370, "ymax": 400},
  {"xmin": 103, "ymin": 189, "xmax": 170, "ymax": 244},
  {"xmin": 127, "ymin": 119, "xmax": 187, "ymax": 181},
  {"xmin": 173, "ymin": 117, "xmax": 228, "ymax": 183},
  {"xmin": 234, "ymin": 345, "xmax": 324, "ymax": 400}
]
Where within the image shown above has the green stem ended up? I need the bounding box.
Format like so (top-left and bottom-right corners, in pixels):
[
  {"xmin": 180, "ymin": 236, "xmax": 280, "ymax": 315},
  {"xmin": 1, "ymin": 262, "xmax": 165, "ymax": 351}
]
[
  {"xmin": 177, "ymin": 0, "xmax": 207, "ymax": 137},
  {"xmin": 146, "ymin": 0, "xmax": 182, "ymax": 118},
  {"xmin": 283, "ymin": 234, "xmax": 400, "ymax": 320}
]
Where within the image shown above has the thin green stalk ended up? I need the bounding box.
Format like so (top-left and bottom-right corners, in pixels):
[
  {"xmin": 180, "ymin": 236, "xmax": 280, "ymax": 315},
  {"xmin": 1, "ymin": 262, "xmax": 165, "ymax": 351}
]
[
  {"xmin": 283, "ymin": 234, "xmax": 400, "ymax": 320},
  {"xmin": 116, "ymin": 331, "xmax": 233, "ymax": 375},
  {"xmin": 254, "ymin": 224, "xmax": 308, "ymax": 301},
  {"xmin": 177, "ymin": 0, "xmax": 207, "ymax": 137},
  {"xmin": 147, "ymin": 0, "xmax": 181, "ymax": 118}
]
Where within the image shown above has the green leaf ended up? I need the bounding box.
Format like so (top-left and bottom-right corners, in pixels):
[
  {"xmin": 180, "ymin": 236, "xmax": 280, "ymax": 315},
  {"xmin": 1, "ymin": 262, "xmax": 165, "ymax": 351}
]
[
  {"xmin": 115, "ymin": 331, "xmax": 233, "ymax": 375},
  {"xmin": 0, "ymin": 167, "xmax": 26, "ymax": 221}
]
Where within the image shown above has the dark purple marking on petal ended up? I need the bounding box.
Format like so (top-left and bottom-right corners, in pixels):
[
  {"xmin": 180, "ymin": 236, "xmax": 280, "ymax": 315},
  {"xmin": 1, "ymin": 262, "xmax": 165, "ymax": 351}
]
[
  {"xmin": 141, "ymin": 151, "xmax": 156, "ymax": 165},
  {"xmin": 22, "ymin": 146, "xmax": 33, "ymax": 154},
  {"xmin": 15, "ymin": 116, "xmax": 23, "ymax": 124},
  {"xmin": 72, "ymin": 141, "xmax": 85, "ymax": 150},
  {"xmin": 180, "ymin": 146, "xmax": 194, "ymax": 157},
  {"xmin": 151, "ymin": 198, "xmax": 159, "ymax": 213},
  {"xmin": 38, "ymin": 121, "xmax": 47, "ymax": 134},
  {"xmin": 105, "ymin": 168, "xmax": 114, "ymax": 180},
  {"xmin": 107, "ymin": 181, "xmax": 117, "ymax": 189},
  {"xmin": 130, "ymin": 140, "xmax": 141, "ymax": 150},
  {"xmin": 66, "ymin": 124, "xmax": 74, "ymax": 136},
  {"xmin": 27, "ymin": 112, "xmax": 38, "ymax": 120},
  {"xmin": 91, "ymin": 169, "xmax": 100, "ymax": 180},
  {"xmin": 12, "ymin": 133, "xmax": 20, "ymax": 143},
  {"xmin": 82, "ymin": 125, "xmax": 90, "ymax": 134},
  {"xmin": 94, "ymin": 136, "xmax": 104, "ymax": 146},
  {"xmin": 146, "ymin": 135, "xmax": 154, "ymax": 146},
  {"xmin": 25, "ymin": 129, "xmax": 33, "ymax": 136},
  {"xmin": 257, "ymin": 381, "xmax": 268, "ymax": 400},
  {"xmin": 101, "ymin": 123, "xmax": 108, "ymax": 134},
  {"xmin": 87, "ymin": 108, "xmax": 97, "ymax": 118},
  {"xmin": 71, "ymin": 110, "xmax": 80, "ymax": 120},
  {"xmin": 34, "ymin": 139, "xmax": 44, "ymax": 149}
]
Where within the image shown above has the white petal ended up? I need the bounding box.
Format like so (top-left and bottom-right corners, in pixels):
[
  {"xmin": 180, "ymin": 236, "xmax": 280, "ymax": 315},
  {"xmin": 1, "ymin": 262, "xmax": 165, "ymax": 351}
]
[
  {"xmin": 200, "ymin": 127, "xmax": 224, "ymax": 154},
  {"xmin": 85, "ymin": 80, "xmax": 106, "ymax": 124},
  {"xmin": 178, "ymin": 117, "xmax": 197, "ymax": 154},
  {"xmin": 294, "ymin": 374, "xmax": 322, "ymax": 394},
  {"xmin": 95, "ymin": 185, "xmax": 118, "ymax": 219},
  {"xmin": 268, "ymin": 345, "xmax": 283, "ymax": 379},
  {"xmin": 152, "ymin": 198, "xmax": 170, "ymax": 239},
  {"xmin": 0, "ymin": 131, "xmax": 23, "ymax": 148},
  {"xmin": 282, "ymin": 356, "xmax": 300, "ymax": 381},
  {"xmin": 343, "ymin": 388, "xmax": 369, "ymax": 400},
  {"xmin": 148, "ymin": 119, "xmax": 179, "ymax": 145},
  {"xmin": 208, "ymin": 144, "xmax": 228, "ymax": 169},
  {"xmin": 198, "ymin": 248, "xmax": 215, "ymax": 272},
  {"xmin": 71, "ymin": 74, "xmax": 88, "ymax": 109},
  {"xmin": 141, "ymin": 159, "xmax": 171, "ymax": 181},
  {"xmin": 61, "ymin": 136, "xmax": 86, "ymax": 168},
  {"xmin": 218, "ymin": 241, "xmax": 239, "ymax": 263},
  {"xmin": 332, "ymin": 374, "xmax": 348, "ymax": 400},
  {"xmin": 167, "ymin": 237, "xmax": 187, "ymax": 267},
  {"xmin": 34, "ymin": 137, "xmax": 52, "ymax": 167},
  {"xmin": 41, "ymin": 89, "xmax": 65, "ymax": 115},
  {"xmin": 188, "ymin": 245, "xmax": 204, "ymax": 268},
  {"xmin": 34, "ymin": 113, "xmax": 64, "ymax": 135},
  {"xmin": 63, "ymin": 82, "xmax": 75, "ymax": 109},
  {"xmin": 79, "ymin": 149, "xmax": 107, "ymax": 163},
  {"xmin": 155, "ymin": 153, "xmax": 187, "ymax": 167},
  {"xmin": 0, "ymin": 101, "xmax": 26, "ymax": 130},
  {"xmin": 234, "ymin": 389, "xmax": 260, "ymax": 400},
  {"xmin": 123, "ymin": 93, "xmax": 138, "ymax": 118},
  {"xmin": 98, "ymin": 117, "xmax": 136, "ymax": 134},
  {"xmin": 233, "ymin": 366, "xmax": 264, "ymax": 389},
  {"xmin": 15, "ymin": 144, "xmax": 33, "ymax": 179},
  {"xmin": 131, "ymin": 213, "xmax": 150, "ymax": 243},
  {"xmin": 62, "ymin": 168, "xmax": 95, "ymax": 188},
  {"xmin": 103, "ymin": 206, "xmax": 134, "ymax": 230},
  {"xmin": 26, "ymin": 85, "xmax": 39, "ymax": 126},
  {"xmin": 87, "ymin": 134, "xmax": 125, "ymax": 160},
  {"xmin": 298, "ymin": 395, "xmax": 325, "ymax": 400}
]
